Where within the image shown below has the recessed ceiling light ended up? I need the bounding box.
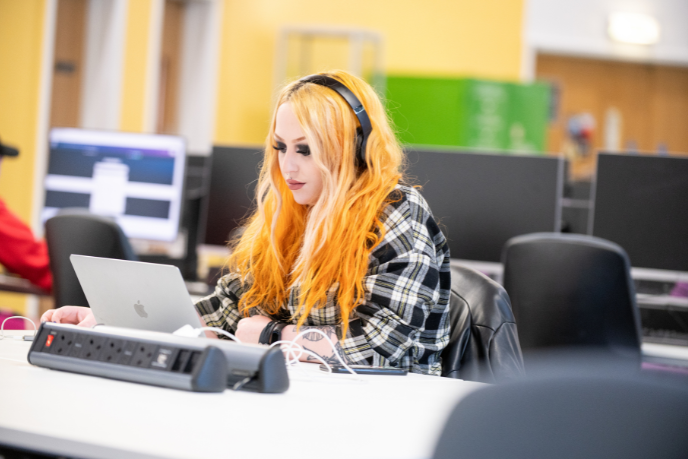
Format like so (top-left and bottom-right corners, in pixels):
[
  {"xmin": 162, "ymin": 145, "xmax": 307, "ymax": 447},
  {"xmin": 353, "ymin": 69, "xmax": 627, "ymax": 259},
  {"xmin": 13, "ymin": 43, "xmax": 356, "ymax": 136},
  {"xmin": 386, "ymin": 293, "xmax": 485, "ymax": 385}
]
[{"xmin": 608, "ymin": 12, "xmax": 660, "ymax": 45}]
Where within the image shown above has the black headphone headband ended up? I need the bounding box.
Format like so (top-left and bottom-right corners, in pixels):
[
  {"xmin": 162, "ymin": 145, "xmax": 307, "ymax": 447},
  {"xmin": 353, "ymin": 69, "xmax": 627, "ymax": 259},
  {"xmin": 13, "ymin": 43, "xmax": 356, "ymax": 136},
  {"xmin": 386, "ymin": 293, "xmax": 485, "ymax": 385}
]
[{"xmin": 298, "ymin": 74, "xmax": 372, "ymax": 167}]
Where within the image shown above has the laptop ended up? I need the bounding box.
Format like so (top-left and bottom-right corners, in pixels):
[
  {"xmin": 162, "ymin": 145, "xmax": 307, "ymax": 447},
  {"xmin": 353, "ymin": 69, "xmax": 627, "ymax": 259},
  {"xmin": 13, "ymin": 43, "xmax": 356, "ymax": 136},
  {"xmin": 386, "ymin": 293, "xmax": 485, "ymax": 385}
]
[{"xmin": 70, "ymin": 255, "xmax": 203, "ymax": 333}]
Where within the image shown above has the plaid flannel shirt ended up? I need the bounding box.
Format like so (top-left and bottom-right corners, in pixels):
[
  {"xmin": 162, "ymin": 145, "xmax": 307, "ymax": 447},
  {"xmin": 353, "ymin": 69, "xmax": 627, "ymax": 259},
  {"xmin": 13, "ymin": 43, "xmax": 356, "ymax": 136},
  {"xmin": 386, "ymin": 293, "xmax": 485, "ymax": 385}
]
[{"xmin": 195, "ymin": 185, "xmax": 451, "ymax": 375}]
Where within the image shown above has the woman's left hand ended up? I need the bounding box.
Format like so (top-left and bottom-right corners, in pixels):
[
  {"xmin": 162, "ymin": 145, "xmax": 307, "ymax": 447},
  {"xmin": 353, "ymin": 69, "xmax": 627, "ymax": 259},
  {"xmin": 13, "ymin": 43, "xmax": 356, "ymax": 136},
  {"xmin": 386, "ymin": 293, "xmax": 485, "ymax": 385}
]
[
  {"xmin": 41, "ymin": 306, "xmax": 96, "ymax": 327},
  {"xmin": 235, "ymin": 315, "xmax": 272, "ymax": 344}
]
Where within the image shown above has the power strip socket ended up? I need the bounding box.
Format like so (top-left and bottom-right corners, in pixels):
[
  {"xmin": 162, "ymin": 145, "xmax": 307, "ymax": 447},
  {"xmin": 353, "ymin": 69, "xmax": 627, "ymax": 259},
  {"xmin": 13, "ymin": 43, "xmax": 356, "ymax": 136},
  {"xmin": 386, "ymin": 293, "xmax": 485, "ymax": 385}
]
[{"xmin": 29, "ymin": 323, "xmax": 289, "ymax": 393}]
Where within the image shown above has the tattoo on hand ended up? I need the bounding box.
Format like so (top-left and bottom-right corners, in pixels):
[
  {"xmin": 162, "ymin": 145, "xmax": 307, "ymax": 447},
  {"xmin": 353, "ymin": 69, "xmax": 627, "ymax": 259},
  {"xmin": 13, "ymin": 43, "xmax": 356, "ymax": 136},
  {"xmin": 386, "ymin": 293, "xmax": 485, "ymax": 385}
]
[
  {"xmin": 300, "ymin": 325, "xmax": 337, "ymax": 342},
  {"xmin": 303, "ymin": 333, "xmax": 323, "ymax": 341},
  {"xmin": 287, "ymin": 325, "xmax": 350, "ymax": 364}
]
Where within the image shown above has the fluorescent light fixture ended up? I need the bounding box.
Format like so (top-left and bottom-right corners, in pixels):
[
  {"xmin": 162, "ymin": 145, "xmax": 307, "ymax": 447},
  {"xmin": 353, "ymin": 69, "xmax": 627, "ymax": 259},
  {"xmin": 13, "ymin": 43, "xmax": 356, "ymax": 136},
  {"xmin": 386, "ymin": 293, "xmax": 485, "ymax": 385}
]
[{"xmin": 608, "ymin": 12, "xmax": 660, "ymax": 45}]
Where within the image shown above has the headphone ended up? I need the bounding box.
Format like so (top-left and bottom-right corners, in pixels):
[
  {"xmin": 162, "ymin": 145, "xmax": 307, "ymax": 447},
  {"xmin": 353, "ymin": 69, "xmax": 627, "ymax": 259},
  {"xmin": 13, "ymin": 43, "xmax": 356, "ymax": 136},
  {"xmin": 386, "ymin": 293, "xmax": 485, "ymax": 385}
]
[{"xmin": 298, "ymin": 74, "xmax": 372, "ymax": 168}]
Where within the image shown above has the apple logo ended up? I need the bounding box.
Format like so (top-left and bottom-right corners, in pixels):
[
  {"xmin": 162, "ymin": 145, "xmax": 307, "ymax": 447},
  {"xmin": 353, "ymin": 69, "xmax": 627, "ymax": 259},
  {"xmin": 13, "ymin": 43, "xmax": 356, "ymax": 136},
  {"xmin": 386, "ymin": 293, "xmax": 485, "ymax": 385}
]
[{"xmin": 134, "ymin": 300, "xmax": 148, "ymax": 318}]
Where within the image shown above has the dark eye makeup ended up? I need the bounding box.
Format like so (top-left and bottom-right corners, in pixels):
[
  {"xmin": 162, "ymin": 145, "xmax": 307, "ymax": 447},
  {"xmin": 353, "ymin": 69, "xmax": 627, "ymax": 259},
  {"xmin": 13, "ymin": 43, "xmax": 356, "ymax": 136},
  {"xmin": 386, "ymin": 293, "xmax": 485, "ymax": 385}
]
[
  {"xmin": 296, "ymin": 144, "xmax": 310, "ymax": 156},
  {"xmin": 272, "ymin": 141, "xmax": 311, "ymax": 156},
  {"xmin": 272, "ymin": 141, "xmax": 287, "ymax": 153}
]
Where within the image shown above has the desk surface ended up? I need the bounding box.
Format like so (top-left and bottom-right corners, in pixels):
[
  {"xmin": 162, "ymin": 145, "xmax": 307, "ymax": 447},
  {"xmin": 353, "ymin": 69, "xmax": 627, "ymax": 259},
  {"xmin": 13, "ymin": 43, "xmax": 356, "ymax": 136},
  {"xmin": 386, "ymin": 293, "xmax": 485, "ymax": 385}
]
[
  {"xmin": 0, "ymin": 273, "xmax": 48, "ymax": 296},
  {"xmin": 0, "ymin": 331, "xmax": 483, "ymax": 459},
  {"xmin": 642, "ymin": 342, "xmax": 688, "ymax": 369}
]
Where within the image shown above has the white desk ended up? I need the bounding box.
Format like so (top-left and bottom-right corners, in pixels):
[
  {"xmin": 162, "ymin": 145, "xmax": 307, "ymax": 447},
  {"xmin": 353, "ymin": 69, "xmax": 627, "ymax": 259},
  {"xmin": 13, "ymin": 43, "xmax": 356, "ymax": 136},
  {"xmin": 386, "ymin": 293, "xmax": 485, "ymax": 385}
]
[
  {"xmin": 642, "ymin": 342, "xmax": 688, "ymax": 369},
  {"xmin": 0, "ymin": 331, "xmax": 483, "ymax": 459}
]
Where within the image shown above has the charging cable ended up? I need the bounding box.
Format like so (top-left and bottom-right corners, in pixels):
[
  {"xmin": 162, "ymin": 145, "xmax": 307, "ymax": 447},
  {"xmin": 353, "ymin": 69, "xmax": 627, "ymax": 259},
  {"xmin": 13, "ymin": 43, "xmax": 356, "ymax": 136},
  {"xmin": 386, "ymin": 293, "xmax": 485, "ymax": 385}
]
[
  {"xmin": 271, "ymin": 339, "xmax": 330, "ymax": 368},
  {"xmin": 270, "ymin": 328, "xmax": 362, "ymax": 382},
  {"xmin": 197, "ymin": 326, "xmax": 241, "ymax": 343},
  {"xmin": 172, "ymin": 324, "xmax": 241, "ymax": 343},
  {"xmin": 0, "ymin": 316, "xmax": 37, "ymax": 341},
  {"xmin": 174, "ymin": 323, "xmax": 362, "ymax": 381}
]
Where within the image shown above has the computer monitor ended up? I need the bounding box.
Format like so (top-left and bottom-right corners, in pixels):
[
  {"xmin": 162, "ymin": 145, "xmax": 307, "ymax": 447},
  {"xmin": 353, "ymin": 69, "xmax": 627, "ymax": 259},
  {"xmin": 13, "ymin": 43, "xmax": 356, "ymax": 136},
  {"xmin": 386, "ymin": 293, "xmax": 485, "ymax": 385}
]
[
  {"xmin": 591, "ymin": 152, "xmax": 688, "ymax": 272},
  {"xmin": 43, "ymin": 128, "xmax": 186, "ymax": 242},
  {"xmin": 404, "ymin": 148, "xmax": 564, "ymax": 262},
  {"xmin": 202, "ymin": 145, "xmax": 264, "ymax": 246}
]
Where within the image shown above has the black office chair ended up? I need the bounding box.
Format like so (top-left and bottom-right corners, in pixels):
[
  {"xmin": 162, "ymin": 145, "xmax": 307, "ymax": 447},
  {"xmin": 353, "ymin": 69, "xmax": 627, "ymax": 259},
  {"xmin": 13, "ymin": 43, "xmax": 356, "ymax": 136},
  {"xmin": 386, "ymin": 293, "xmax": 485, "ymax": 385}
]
[
  {"xmin": 45, "ymin": 209, "xmax": 137, "ymax": 307},
  {"xmin": 501, "ymin": 233, "xmax": 641, "ymax": 364},
  {"xmin": 432, "ymin": 366, "xmax": 688, "ymax": 459},
  {"xmin": 441, "ymin": 264, "xmax": 525, "ymax": 383}
]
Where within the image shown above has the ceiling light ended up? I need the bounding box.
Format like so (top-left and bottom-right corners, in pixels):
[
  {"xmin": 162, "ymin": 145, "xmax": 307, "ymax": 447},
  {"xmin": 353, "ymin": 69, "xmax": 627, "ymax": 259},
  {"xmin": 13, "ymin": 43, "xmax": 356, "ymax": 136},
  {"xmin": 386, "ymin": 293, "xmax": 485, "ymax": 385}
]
[{"xmin": 608, "ymin": 12, "xmax": 660, "ymax": 45}]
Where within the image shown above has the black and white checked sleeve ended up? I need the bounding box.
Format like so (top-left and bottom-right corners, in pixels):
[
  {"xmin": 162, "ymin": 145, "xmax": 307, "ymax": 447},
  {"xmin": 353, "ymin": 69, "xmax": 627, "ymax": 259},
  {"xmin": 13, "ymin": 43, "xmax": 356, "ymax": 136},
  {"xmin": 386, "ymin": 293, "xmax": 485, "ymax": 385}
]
[
  {"xmin": 194, "ymin": 271, "xmax": 246, "ymax": 334},
  {"xmin": 339, "ymin": 186, "xmax": 452, "ymax": 375}
]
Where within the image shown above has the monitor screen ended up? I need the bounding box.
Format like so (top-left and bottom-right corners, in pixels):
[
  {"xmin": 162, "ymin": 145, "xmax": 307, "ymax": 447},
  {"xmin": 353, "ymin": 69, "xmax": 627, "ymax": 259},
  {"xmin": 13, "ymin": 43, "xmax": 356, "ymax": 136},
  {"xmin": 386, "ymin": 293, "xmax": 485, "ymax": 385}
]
[
  {"xmin": 591, "ymin": 152, "xmax": 688, "ymax": 272},
  {"xmin": 202, "ymin": 145, "xmax": 263, "ymax": 246},
  {"xmin": 405, "ymin": 148, "xmax": 564, "ymax": 262},
  {"xmin": 43, "ymin": 128, "xmax": 186, "ymax": 242}
]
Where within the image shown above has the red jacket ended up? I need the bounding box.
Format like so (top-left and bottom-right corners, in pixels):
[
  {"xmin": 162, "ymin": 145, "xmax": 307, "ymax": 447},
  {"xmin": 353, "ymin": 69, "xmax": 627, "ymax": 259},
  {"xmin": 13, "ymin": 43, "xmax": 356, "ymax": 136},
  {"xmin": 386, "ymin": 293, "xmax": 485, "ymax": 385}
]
[{"xmin": 0, "ymin": 198, "xmax": 52, "ymax": 292}]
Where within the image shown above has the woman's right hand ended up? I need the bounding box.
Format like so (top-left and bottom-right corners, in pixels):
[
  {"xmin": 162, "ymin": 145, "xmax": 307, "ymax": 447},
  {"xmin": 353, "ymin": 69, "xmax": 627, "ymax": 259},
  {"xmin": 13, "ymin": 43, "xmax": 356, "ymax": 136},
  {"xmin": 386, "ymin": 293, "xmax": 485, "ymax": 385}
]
[{"xmin": 41, "ymin": 306, "xmax": 96, "ymax": 328}]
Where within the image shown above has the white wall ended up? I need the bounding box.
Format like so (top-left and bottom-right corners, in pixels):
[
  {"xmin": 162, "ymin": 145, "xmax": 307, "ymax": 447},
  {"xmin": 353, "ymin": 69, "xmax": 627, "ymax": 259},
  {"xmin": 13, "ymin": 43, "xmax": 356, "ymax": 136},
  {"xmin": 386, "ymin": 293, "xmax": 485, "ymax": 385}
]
[
  {"xmin": 177, "ymin": 0, "xmax": 223, "ymax": 156},
  {"xmin": 80, "ymin": 0, "xmax": 127, "ymax": 130},
  {"xmin": 523, "ymin": 0, "xmax": 688, "ymax": 79}
]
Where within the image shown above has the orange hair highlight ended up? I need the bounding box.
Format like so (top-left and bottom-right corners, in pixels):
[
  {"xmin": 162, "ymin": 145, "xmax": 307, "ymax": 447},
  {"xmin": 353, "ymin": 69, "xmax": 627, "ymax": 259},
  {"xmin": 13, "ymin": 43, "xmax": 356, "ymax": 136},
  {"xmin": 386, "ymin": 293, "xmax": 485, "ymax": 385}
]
[{"xmin": 227, "ymin": 70, "xmax": 404, "ymax": 338}]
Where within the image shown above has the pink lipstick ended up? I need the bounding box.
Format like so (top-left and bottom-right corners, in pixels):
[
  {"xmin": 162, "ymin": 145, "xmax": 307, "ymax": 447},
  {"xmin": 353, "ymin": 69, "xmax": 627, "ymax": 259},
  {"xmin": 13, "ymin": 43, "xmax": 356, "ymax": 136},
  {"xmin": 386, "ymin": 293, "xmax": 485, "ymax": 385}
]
[{"xmin": 286, "ymin": 179, "xmax": 305, "ymax": 190}]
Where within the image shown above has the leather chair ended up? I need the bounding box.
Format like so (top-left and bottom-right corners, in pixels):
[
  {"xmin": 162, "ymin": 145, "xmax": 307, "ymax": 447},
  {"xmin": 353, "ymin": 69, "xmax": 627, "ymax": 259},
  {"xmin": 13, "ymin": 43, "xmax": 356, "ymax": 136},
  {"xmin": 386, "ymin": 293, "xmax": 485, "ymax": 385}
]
[
  {"xmin": 433, "ymin": 365, "xmax": 688, "ymax": 459},
  {"xmin": 45, "ymin": 209, "xmax": 137, "ymax": 308},
  {"xmin": 501, "ymin": 233, "xmax": 641, "ymax": 363},
  {"xmin": 441, "ymin": 264, "xmax": 525, "ymax": 383}
]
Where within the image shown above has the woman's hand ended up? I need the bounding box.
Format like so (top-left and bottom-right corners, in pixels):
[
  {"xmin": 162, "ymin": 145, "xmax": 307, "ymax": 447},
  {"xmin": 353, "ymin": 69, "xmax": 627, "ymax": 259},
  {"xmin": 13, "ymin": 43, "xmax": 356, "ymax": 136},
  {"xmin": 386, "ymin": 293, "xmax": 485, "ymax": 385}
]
[
  {"xmin": 235, "ymin": 318, "xmax": 347, "ymax": 366},
  {"xmin": 280, "ymin": 324, "xmax": 344, "ymax": 365},
  {"xmin": 41, "ymin": 306, "xmax": 96, "ymax": 328},
  {"xmin": 235, "ymin": 315, "xmax": 272, "ymax": 344}
]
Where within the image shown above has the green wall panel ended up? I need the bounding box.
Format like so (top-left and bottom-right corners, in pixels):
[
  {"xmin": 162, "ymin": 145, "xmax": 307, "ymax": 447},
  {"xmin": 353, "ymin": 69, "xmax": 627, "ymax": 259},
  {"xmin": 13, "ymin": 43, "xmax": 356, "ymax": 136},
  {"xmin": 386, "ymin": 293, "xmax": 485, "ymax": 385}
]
[
  {"xmin": 386, "ymin": 76, "xmax": 463, "ymax": 146},
  {"xmin": 386, "ymin": 76, "xmax": 550, "ymax": 154}
]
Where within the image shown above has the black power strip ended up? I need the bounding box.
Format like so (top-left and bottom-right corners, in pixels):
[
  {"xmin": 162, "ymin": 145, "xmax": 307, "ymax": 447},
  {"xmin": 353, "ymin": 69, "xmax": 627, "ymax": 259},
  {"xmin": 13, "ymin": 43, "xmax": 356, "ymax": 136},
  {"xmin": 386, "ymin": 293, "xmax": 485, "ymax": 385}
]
[{"xmin": 29, "ymin": 322, "xmax": 289, "ymax": 393}]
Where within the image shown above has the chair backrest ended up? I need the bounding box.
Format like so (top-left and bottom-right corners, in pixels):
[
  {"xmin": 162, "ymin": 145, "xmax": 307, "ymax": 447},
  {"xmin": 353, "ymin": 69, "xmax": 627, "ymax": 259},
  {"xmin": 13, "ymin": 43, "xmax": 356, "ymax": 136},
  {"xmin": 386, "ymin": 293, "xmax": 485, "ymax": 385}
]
[
  {"xmin": 45, "ymin": 209, "xmax": 137, "ymax": 307},
  {"xmin": 441, "ymin": 264, "xmax": 525, "ymax": 383},
  {"xmin": 501, "ymin": 233, "xmax": 641, "ymax": 360},
  {"xmin": 433, "ymin": 368, "xmax": 688, "ymax": 459}
]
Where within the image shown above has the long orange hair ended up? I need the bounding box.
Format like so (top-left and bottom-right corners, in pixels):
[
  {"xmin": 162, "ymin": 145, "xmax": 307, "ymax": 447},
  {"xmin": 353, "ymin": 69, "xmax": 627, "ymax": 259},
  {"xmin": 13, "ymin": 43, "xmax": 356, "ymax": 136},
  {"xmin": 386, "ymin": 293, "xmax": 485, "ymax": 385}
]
[{"xmin": 228, "ymin": 70, "xmax": 404, "ymax": 338}]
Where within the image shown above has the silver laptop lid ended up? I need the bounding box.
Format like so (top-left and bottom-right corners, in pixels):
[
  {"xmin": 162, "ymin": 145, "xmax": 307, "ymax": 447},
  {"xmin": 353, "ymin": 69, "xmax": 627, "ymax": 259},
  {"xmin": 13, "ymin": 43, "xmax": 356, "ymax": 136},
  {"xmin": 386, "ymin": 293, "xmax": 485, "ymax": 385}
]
[{"xmin": 70, "ymin": 255, "xmax": 202, "ymax": 333}]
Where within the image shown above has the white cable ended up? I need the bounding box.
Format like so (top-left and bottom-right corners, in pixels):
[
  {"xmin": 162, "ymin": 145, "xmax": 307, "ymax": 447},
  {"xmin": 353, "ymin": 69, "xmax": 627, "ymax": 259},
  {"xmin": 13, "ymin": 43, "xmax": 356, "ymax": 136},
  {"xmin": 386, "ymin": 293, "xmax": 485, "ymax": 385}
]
[
  {"xmin": 0, "ymin": 316, "xmax": 37, "ymax": 341},
  {"xmin": 196, "ymin": 326, "xmax": 241, "ymax": 343},
  {"xmin": 270, "ymin": 340, "xmax": 331, "ymax": 370},
  {"xmin": 172, "ymin": 324, "xmax": 242, "ymax": 343},
  {"xmin": 268, "ymin": 340, "xmax": 333, "ymax": 382},
  {"xmin": 274, "ymin": 342, "xmax": 365, "ymax": 385},
  {"xmin": 232, "ymin": 376, "xmax": 254, "ymax": 391},
  {"xmin": 270, "ymin": 328, "xmax": 359, "ymax": 376},
  {"xmin": 269, "ymin": 339, "xmax": 305, "ymax": 363},
  {"xmin": 185, "ymin": 322, "xmax": 361, "ymax": 379},
  {"xmin": 290, "ymin": 328, "xmax": 359, "ymax": 375},
  {"xmin": 270, "ymin": 340, "xmax": 299, "ymax": 364}
]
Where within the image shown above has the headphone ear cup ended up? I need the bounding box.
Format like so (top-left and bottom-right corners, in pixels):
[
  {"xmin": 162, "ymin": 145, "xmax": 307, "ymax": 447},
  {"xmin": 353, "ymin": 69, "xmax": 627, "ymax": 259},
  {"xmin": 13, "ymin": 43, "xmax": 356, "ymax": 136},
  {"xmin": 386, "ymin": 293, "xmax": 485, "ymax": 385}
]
[{"xmin": 355, "ymin": 127, "xmax": 364, "ymax": 164}]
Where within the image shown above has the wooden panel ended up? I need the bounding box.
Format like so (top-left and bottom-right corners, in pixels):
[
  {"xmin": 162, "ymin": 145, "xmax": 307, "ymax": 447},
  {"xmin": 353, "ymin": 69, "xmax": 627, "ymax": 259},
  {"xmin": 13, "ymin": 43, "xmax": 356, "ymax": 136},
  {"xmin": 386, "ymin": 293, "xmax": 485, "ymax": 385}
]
[
  {"xmin": 536, "ymin": 54, "xmax": 688, "ymax": 178},
  {"xmin": 650, "ymin": 66, "xmax": 688, "ymax": 155},
  {"xmin": 50, "ymin": 0, "xmax": 87, "ymax": 128},
  {"xmin": 157, "ymin": 0, "xmax": 184, "ymax": 134}
]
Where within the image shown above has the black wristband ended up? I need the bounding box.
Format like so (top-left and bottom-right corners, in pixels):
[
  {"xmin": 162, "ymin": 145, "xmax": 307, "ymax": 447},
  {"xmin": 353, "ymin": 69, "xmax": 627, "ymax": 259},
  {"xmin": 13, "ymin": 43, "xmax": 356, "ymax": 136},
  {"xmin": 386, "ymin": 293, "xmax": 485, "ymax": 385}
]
[
  {"xmin": 258, "ymin": 321, "xmax": 277, "ymax": 345},
  {"xmin": 259, "ymin": 321, "xmax": 288, "ymax": 345},
  {"xmin": 271, "ymin": 323, "xmax": 288, "ymax": 345}
]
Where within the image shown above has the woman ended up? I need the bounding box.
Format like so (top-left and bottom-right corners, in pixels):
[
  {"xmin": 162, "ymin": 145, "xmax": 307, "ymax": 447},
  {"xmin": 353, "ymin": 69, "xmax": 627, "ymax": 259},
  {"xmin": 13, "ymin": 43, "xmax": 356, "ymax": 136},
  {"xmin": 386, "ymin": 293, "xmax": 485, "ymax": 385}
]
[{"xmin": 44, "ymin": 70, "xmax": 451, "ymax": 375}]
